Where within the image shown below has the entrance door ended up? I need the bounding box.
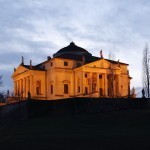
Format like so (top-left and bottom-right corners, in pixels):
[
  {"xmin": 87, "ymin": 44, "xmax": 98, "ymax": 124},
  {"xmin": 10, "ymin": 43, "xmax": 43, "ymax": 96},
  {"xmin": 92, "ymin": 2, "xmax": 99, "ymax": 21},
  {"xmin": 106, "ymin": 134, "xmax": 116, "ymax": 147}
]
[{"xmin": 85, "ymin": 87, "xmax": 88, "ymax": 95}]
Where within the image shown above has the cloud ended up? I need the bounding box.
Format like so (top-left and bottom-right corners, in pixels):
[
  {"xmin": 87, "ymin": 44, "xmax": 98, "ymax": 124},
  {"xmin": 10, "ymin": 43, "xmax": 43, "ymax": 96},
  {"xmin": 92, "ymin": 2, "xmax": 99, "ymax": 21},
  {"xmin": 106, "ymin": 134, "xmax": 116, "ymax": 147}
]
[{"xmin": 0, "ymin": 0, "xmax": 150, "ymax": 91}]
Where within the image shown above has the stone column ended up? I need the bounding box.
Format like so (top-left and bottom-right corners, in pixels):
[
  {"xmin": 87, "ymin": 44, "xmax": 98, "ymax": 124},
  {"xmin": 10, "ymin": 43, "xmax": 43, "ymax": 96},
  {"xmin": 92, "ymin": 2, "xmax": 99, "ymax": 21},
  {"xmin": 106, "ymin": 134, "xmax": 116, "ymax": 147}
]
[
  {"xmin": 118, "ymin": 75, "xmax": 121, "ymax": 97},
  {"xmin": 104, "ymin": 73, "xmax": 108, "ymax": 96},
  {"xmin": 102, "ymin": 74, "xmax": 105, "ymax": 95},
  {"xmin": 90, "ymin": 73, "xmax": 92, "ymax": 93},
  {"xmin": 97, "ymin": 73, "xmax": 100, "ymax": 93},
  {"xmin": 28, "ymin": 76, "xmax": 30, "ymax": 93},
  {"xmin": 82, "ymin": 72, "xmax": 84, "ymax": 95},
  {"xmin": 24, "ymin": 77, "xmax": 27, "ymax": 97},
  {"xmin": 20, "ymin": 79, "xmax": 22, "ymax": 97},
  {"xmin": 18, "ymin": 80, "xmax": 20, "ymax": 96},
  {"xmin": 14, "ymin": 81, "xmax": 17, "ymax": 96},
  {"xmin": 30, "ymin": 75, "xmax": 33, "ymax": 97},
  {"xmin": 26, "ymin": 77, "xmax": 29, "ymax": 96},
  {"xmin": 23, "ymin": 78, "xmax": 26, "ymax": 98},
  {"xmin": 19, "ymin": 80, "xmax": 21, "ymax": 96},
  {"xmin": 21, "ymin": 79, "xmax": 23, "ymax": 96},
  {"xmin": 16, "ymin": 81, "xmax": 18, "ymax": 96}
]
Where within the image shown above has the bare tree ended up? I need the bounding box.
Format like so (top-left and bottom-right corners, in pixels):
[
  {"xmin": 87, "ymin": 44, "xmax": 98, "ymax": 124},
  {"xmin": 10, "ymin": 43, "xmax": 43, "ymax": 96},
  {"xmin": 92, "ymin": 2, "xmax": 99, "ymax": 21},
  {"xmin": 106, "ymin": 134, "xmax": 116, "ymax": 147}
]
[{"xmin": 142, "ymin": 44, "xmax": 150, "ymax": 98}]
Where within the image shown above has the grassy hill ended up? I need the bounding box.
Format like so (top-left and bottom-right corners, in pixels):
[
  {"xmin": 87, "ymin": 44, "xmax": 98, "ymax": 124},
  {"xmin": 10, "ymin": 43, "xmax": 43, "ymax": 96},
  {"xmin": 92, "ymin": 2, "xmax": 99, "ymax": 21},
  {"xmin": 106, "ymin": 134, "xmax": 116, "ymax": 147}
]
[{"xmin": 0, "ymin": 109, "xmax": 150, "ymax": 150}]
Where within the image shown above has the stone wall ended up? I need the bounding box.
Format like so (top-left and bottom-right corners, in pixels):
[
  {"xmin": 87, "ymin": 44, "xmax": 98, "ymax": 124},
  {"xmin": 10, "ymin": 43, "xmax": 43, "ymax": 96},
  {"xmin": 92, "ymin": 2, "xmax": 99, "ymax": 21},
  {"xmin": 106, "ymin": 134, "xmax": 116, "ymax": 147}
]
[{"xmin": 0, "ymin": 98, "xmax": 149, "ymax": 122}]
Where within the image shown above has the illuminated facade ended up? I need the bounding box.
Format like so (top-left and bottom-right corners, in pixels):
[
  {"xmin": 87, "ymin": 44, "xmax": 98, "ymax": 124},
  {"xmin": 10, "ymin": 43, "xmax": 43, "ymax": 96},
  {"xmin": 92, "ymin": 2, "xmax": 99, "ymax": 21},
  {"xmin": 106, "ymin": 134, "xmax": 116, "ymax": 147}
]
[{"xmin": 11, "ymin": 42, "xmax": 132, "ymax": 100}]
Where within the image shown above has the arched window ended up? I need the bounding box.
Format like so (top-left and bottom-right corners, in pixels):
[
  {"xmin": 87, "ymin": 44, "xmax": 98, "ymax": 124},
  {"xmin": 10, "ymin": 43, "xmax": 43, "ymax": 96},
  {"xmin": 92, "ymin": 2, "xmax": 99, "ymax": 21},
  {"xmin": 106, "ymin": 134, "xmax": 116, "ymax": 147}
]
[{"xmin": 36, "ymin": 80, "xmax": 41, "ymax": 95}]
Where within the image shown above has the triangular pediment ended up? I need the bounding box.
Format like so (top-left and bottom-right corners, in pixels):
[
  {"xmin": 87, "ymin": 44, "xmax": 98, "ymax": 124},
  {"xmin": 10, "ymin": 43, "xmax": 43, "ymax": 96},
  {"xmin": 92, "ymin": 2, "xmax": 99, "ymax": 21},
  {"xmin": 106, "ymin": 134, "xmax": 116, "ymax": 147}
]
[
  {"xmin": 11, "ymin": 65, "xmax": 29, "ymax": 78},
  {"xmin": 83, "ymin": 59, "xmax": 122, "ymax": 70}
]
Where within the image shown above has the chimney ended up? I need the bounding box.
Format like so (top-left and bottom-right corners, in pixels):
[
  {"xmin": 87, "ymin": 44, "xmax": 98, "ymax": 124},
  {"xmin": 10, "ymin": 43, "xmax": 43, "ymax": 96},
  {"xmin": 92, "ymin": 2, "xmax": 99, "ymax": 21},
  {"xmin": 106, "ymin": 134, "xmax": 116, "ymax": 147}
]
[
  {"xmin": 30, "ymin": 60, "xmax": 32, "ymax": 69},
  {"xmin": 47, "ymin": 56, "xmax": 51, "ymax": 60},
  {"xmin": 14, "ymin": 68, "xmax": 16, "ymax": 72}
]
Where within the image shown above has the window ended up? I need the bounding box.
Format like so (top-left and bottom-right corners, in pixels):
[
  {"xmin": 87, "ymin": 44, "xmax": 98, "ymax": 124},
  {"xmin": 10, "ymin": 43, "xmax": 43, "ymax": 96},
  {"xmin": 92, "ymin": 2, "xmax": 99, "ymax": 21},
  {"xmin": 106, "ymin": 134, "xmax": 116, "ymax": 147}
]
[
  {"xmin": 99, "ymin": 88, "xmax": 103, "ymax": 96},
  {"xmin": 99, "ymin": 75, "xmax": 102, "ymax": 79},
  {"xmin": 64, "ymin": 61, "xmax": 68, "ymax": 66},
  {"xmin": 51, "ymin": 85, "xmax": 53, "ymax": 94},
  {"xmin": 64, "ymin": 84, "xmax": 68, "ymax": 94},
  {"xmin": 107, "ymin": 75, "xmax": 109, "ymax": 79},
  {"xmin": 85, "ymin": 87, "xmax": 88, "ymax": 95},
  {"xmin": 36, "ymin": 80, "xmax": 41, "ymax": 95},
  {"xmin": 85, "ymin": 73, "xmax": 87, "ymax": 78},
  {"xmin": 78, "ymin": 86, "xmax": 80, "ymax": 93}
]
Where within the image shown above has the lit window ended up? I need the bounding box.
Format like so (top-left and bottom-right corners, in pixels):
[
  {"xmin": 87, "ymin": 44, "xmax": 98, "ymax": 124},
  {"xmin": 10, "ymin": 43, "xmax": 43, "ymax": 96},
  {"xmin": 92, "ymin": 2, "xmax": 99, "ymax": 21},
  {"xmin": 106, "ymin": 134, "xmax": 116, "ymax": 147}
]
[
  {"xmin": 64, "ymin": 84, "xmax": 68, "ymax": 94},
  {"xmin": 64, "ymin": 61, "xmax": 68, "ymax": 66}
]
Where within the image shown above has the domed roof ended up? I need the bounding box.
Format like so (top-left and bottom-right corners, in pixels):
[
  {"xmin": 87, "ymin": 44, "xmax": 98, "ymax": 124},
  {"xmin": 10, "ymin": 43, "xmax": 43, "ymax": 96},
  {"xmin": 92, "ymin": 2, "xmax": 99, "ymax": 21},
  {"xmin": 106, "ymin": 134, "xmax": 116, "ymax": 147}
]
[{"xmin": 53, "ymin": 42, "xmax": 92, "ymax": 57}]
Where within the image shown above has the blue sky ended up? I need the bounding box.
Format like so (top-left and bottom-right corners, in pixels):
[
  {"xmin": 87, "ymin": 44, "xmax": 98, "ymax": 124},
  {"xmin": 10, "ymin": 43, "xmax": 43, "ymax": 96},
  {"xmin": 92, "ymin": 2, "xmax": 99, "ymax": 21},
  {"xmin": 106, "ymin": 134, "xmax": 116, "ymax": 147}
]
[{"xmin": 0, "ymin": 0, "xmax": 150, "ymax": 92}]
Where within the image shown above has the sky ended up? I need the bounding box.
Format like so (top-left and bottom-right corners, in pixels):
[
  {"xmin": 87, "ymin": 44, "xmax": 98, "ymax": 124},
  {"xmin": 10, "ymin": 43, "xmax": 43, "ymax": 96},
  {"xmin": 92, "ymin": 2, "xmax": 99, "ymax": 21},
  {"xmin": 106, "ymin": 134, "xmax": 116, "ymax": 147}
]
[{"xmin": 0, "ymin": 0, "xmax": 150, "ymax": 93}]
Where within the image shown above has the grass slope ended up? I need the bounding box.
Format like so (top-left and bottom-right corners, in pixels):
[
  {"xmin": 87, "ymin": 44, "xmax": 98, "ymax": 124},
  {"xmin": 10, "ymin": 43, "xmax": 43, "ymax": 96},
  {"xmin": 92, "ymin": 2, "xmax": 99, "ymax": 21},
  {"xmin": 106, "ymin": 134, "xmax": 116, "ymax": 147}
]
[{"xmin": 0, "ymin": 109, "xmax": 150, "ymax": 150}]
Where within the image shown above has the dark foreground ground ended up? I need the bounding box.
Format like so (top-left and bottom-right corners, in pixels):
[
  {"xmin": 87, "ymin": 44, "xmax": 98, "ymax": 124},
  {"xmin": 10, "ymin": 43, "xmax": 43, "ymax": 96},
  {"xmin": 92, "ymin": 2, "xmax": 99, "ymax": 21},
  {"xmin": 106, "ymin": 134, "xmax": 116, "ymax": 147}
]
[{"xmin": 0, "ymin": 109, "xmax": 150, "ymax": 150}]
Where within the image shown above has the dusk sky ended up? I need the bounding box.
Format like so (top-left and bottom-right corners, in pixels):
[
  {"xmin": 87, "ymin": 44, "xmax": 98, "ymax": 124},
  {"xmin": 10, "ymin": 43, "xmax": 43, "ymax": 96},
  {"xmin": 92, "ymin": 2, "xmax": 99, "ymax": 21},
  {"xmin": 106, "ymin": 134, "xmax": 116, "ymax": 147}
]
[{"xmin": 0, "ymin": 0, "xmax": 150, "ymax": 93}]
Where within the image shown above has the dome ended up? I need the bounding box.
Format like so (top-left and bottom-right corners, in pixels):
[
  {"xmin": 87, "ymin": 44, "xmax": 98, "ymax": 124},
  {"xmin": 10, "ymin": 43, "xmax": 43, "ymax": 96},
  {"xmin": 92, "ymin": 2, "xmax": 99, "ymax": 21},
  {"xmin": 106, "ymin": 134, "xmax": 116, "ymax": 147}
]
[{"xmin": 53, "ymin": 42, "xmax": 92, "ymax": 57}]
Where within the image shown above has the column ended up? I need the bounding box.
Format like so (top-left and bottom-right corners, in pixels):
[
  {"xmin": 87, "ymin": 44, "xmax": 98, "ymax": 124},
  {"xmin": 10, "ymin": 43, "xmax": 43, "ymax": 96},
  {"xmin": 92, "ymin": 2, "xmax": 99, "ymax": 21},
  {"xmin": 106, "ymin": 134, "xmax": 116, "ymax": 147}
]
[
  {"xmin": 23, "ymin": 78, "xmax": 26, "ymax": 98},
  {"xmin": 102, "ymin": 74, "xmax": 105, "ymax": 95},
  {"xmin": 28, "ymin": 76, "xmax": 30, "ymax": 93},
  {"xmin": 14, "ymin": 81, "xmax": 17, "ymax": 96},
  {"xmin": 21, "ymin": 79, "xmax": 23, "ymax": 96},
  {"xmin": 19, "ymin": 79, "xmax": 22, "ymax": 97},
  {"xmin": 25, "ymin": 77, "xmax": 28, "ymax": 98},
  {"xmin": 118, "ymin": 75, "xmax": 121, "ymax": 97},
  {"xmin": 90, "ymin": 73, "xmax": 92, "ymax": 93},
  {"xmin": 16, "ymin": 81, "xmax": 18, "ymax": 96},
  {"xmin": 97, "ymin": 73, "xmax": 100, "ymax": 93},
  {"xmin": 18, "ymin": 80, "xmax": 20, "ymax": 96},
  {"xmin": 30, "ymin": 75, "xmax": 33, "ymax": 97},
  {"xmin": 81, "ymin": 72, "xmax": 85, "ymax": 95},
  {"xmin": 104, "ymin": 73, "xmax": 108, "ymax": 96},
  {"xmin": 26, "ymin": 77, "xmax": 28, "ymax": 96}
]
